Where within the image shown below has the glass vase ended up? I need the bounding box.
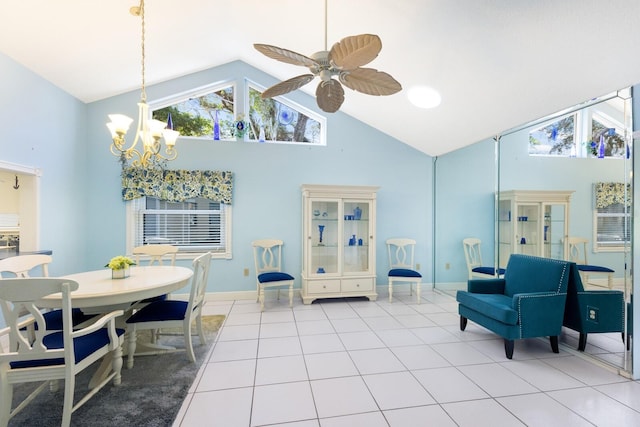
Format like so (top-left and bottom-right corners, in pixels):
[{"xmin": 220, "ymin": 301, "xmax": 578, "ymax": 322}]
[{"xmin": 112, "ymin": 266, "xmax": 130, "ymax": 279}]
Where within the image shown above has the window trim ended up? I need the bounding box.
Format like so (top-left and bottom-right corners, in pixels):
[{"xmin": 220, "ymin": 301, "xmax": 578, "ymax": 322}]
[
  {"xmin": 125, "ymin": 197, "xmax": 233, "ymax": 260},
  {"xmin": 592, "ymin": 204, "xmax": 630, "ymax": 253}
]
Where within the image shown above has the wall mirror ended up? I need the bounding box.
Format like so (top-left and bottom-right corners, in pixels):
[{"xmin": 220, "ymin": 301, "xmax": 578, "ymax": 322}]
[{"xmin": 497, "ymin": 88, "xmax": 632, "ymax": 374}]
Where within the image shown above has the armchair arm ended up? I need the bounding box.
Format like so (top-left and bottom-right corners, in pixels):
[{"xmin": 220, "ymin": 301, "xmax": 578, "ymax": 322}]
[
  {"xmin": 513, "ymin": 292, "xmax": 567, "ymax": 338},
  {"xmin": 468, "ymin": 278, "xmax": 505, "ymax": 294}
]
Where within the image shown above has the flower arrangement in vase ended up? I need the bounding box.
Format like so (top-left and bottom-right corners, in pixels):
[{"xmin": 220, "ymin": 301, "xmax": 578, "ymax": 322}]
[{"xmin": 105, "ymin": 255, "xmax": 135, "ymax": 279}]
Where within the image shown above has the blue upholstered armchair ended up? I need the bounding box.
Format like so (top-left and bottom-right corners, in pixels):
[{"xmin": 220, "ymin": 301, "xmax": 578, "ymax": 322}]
[
  {"xmin": 562, "ymin": 262, "xmax": 625, "ymax": 351},
  {"xmin": 457, "ymin": 254, "xmax": 571, "ymax": 359}
]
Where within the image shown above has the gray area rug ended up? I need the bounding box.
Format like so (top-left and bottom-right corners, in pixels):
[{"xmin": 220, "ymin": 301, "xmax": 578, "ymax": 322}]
[{"xmin": 8, "ymin": 315, "xmax": 224, "ymax": 427}]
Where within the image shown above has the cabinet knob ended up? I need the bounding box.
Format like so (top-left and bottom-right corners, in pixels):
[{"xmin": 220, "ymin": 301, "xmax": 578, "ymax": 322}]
[
  {"xmin": 323, "ymin": 285, "xmax": 326, "ymax": 289},
  {"xmin": 356, "ymin": 283, "xmax": 360, "ymax": 287}
]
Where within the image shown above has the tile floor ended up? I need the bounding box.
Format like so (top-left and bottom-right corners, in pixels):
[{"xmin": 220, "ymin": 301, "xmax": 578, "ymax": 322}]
[{"xmin": 173, "ymin": 288, "xmax": 640, "ymax": 427}]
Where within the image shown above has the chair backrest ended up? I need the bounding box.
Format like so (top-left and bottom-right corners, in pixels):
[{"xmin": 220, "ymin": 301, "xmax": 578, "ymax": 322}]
[
  {"xmin": 503, "ymin": 254, "xmax": 570, "ymax": 296},
  {"xmin": 0, "ymin": 254, "xmax": 52, "ymax": 278},
  {"xmin": 566, "ymin": 236, "xmax": 589, "ymax": 265},
  {"xmin": 462, "ymin": 238, "xmax": 483, "ymax": 275},
  {"xmin": 0, "ymin": 278, "xmax": 78, "ymax": 359},
  {"xmin": 132, "ymin": 244, "xmax": 178, "ymax": 266},
  {"xmin": 186, "ymin": 252, "xmax": 212, "ymax": 316},
  {"xmin": 252, "ymin": 239, "xmax": 285, "ymax": 274},
  {"xmin": 386, "ymin": 238, "xmax": 416, "ymax": 269}
]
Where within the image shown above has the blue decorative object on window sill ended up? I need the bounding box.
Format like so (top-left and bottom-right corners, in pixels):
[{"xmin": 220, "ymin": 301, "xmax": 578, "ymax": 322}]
[
  {"xmin": 598, "ymin": 135, "xmax": 605, "ymax": 158},
  {"xmin": 213, "ymin": 110, "xmax": 220, "ymax": 140}
]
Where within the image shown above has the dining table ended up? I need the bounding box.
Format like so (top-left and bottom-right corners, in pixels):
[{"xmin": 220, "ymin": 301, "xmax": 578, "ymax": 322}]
[
  {"xmin": 38, "ymin": 265, "xmax": 194, "ymax": 312},
  {"xmin": 36, "ymin": 265, "xmax": 194, "ymax": 385}
]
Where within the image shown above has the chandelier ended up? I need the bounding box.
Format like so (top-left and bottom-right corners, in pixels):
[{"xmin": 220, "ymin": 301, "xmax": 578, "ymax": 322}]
[{"xmin": 106, "ymin": 0, "xmax": 179, "ymax": 169}]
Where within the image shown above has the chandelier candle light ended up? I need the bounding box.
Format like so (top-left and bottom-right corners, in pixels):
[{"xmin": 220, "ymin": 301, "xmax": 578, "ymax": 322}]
[{"xmin": 106, "ymin": 0, "xmax": 179, "ymax": 169}]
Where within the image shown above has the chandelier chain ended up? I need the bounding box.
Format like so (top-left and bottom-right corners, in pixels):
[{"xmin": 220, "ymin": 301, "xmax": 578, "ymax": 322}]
[{"xmin": 140, "ymin": 0, "xmax": 146, "ymax": 102}]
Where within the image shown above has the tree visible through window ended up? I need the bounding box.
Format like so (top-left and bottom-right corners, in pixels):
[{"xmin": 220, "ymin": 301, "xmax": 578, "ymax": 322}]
[{"xmin": 247, "ymin": 85, "xmax": 323, "ymax": 145}]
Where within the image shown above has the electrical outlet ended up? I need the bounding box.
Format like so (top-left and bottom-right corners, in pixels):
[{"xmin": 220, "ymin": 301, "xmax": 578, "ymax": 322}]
[
  {"xmin": 243, "ymin": 268, "xmax": 249, "ymax": 277},
  {"xmin": 415, "ymin": 263, "xmax": 421, "ymax": 270},
  {"xmin": 445, "ymin": 263, "xmax": 450, "ymax": 270}
]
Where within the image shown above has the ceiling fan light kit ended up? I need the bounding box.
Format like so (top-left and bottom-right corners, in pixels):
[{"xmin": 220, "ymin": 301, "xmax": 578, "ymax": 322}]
[{"xmin": 254, "ymin": 32, "xmax": 401, "ymax": 113}]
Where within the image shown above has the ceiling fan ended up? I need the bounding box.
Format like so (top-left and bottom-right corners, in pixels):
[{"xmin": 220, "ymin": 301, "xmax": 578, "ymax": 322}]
[{"xmin": 253, "ymin": 1, "xmax": 401, "ymax": 113}]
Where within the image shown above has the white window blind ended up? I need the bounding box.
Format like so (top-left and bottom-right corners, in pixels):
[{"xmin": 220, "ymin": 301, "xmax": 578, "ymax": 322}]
[
  {"xmin": 128, "ymin": 196, "xmax": 232, "ymax": 257},
  {"xmin": 595, "ymin": 203, "xmax": 630, "ymax": 250}
]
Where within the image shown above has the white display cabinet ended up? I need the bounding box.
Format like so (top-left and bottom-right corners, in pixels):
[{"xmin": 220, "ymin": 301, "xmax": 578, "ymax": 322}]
[
  {"xmin": 301, "ymin": 184, "xmax": 379, "ymax": 304},
  {"xmin": 498, "ymin": 190, "xmax": 574, "ymax": 268}
]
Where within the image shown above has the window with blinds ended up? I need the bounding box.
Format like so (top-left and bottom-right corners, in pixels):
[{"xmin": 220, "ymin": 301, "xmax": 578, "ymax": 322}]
[
  {"xmin": 595, "ymin": 203, "xmax": 630, "ymax": 250},
  {"xmin": 128, "ymin": 196, "xmax": 232, "ymax": 257}
]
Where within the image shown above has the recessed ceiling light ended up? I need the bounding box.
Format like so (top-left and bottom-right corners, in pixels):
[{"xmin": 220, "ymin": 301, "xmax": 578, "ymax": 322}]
[{"xmin": 408, "ymin": 86, "xmax": 441, "ymax": 109}]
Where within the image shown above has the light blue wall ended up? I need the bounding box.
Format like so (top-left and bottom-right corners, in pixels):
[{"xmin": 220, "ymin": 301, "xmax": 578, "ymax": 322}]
[
  {"xmin": 83, "ymin": 60, "xmax": 434, "ymax": 293},
  {"xmin": 0, "ymin": 52, "xmax": 88, "ymax": 276}
]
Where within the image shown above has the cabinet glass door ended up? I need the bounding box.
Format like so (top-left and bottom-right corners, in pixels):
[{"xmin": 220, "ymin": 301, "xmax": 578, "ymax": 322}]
[
  {"xmin": 310, "ymin": 200, "xmax": 339, "ymax": 275},
  {"xmin": 515, "ymin": 203, "xmax": 540, "ymax": 256},
  {"xmin": 342, "ymin": 201, "xmax": 370, "ymax": 274},
  {"xmin": 544, "ymin": 203, "xmax": 566, "ymax": 259}
]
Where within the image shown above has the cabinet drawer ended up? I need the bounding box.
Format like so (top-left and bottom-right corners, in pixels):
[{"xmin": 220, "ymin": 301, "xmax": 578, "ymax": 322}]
[
  {"xmin": 307, "ymin": 280, "xmax": 340, "ymax": 294},
  {"xmin": 341, "ymin": 278, "xmax": 374, "ymax": 293}
]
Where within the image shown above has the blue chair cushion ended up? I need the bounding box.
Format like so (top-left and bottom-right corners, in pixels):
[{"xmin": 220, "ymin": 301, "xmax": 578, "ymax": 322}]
[
  {"xmin": 138, "ymin": 294, "xmax": 168, "ymax": 304},
  {"xmin": 258, "ymin": 272, "xmax": 294, "ymax": 283},
  {"xmin": 10, "ymin": 327, "xmax": 125, "ymax": 369},
  {"xmin": 126, "ymin": 300, "xmax": 188, "ymax": 323},
  {"xmin": 472, "ymin": 266, "xmax": 506, "ymax": 276},
  {"xmin": 577, "ymin": 264, "xmax": 614, "ymax": 273},
  {"xmin": 389, "ymin": 268, "xmax": 422, "ymax": 278},
  {"xmin": 36, "ymin": 308, "xmax": 97, "ymax": 331}
]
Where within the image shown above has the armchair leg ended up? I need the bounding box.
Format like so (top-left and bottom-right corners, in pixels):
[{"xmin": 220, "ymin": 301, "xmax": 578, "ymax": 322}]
[
  {"xmin": 504, "ymin": 339, "xmax": 514, "ymax": 359},
  {"xmin": 550, "ymin": 336, "xmax": 559, "ymax": 353},
  {"xmin": 578, "ymin": 333, "xmax": 587, "ymax": 351},
  {"xmin": 460, "ymin": 316, "xmax": 467, "ymax": 331}
]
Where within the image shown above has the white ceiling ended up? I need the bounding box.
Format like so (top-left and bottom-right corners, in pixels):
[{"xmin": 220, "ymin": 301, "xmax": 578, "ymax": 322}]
[{"xmin": 2, "ymin": 0, "xmax": 640, "ymax": 156}]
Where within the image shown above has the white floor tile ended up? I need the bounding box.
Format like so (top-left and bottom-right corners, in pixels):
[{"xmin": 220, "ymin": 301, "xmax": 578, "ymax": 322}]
[
  {"xmin": 196, "ymin": 359, "xmax": 256, "ymax": 391},
  {"xmin": 218, "ymin": 324, "xmax": 260, "ymax": 341},
  {"xmin": 375, "ymin": 328, "xmax": 423, "ymax": 347},
  {"xmin": 349, "ymin": 348, "xmax": 406, "ymax": 375},
  {"xmin": 548, "ymin": 387, "xmax": 640, "ymax": 426},
  {"xmin": 224, "ymin": 311, "xmax": 262, "ymax": 326},
  {"xmin": 363, "ymin": 371, "xmax": 435, "ymax": 409},
  {"xmin": 310, "ymin": 376, "xmax": 378, "ymax": 418},
  {"xmin": 255, "ymin": 354, "xmax": 308, "ymax": 385},
  {"xmin": 501, "ymin": 359, "xmax": 585, "ymax": 391},
  {"xmin": 424, "ymin": 312, "xmax": 460, "ymax": 326},
  {"xmin": 300, "ymin": 333, "xmax": 345, "ymax": 354},
  {"xmin": 390, "ymin": 344, "xmax": 450, "ymax": 370},
  {"xmin": 261, "ymin": 310, "xmax": 295, "ymax": 324},
  {"xmin": 442, "ymin": 398, "xmax": 526, "ymax": 427},
  {"xmin": 319, "ymin": 411, "xmax": 388, "ymax": 427},
  {"xmin": 305, "ymin": 351, "xmax": 359, "ymax": 380},
  {"xmin": 596, "ymin": 380, "xmax": 640, "ymax": 411},
  {"xmin": 321, "ymin": 305, "xmax": 358, "ymax": 319},
  {"xmin": 384, "ymin": 405, "xmax": 457, "ymax": 427},
  {"xmin": 181, "ymin": 388, "xmax": 253, "ymax": 427},
  {"xmin": 456, "ymin": 363, "xmax": 538, "ymax": 397},
  {"xmin": 209, "ymin": 339, "xmax": 258, "ymax": 362},
  {"xmin": 410, "ymin": 326, "xmax": 459, "ymax": 345},
  {"xmin": 363, "ymin": 315, "xmax": 404, "ymax": 330},
  {"xmin": 297, "ymin": 319, "xmax": 335, "ymax": 336},
  {"xmin": 259, "ymin": 321, "xmax": 298, "ymax": 338},
  {"xmin": 252, "ymin": 381, "xmax": 317, "ymax": 426},
  {"xmin": 330, "ymin": 317, "xmax": 370, "ymax": 333},
  {"xmin": 497, "ymin": 393, "xmax": 593, "ymax": 427},
  {"xmin": 338, "ymin": 331, "xmax": 385, "ymax": 351},
  {"xmin": 431, "ymin": 342, "xmax": 494, "ymax": 366},
  {"xmin": 412, "ymin": 367, "xmax": 489, "ymax": 403},
  {"xmin": 258, "ymin": 336, "xmax": 302, "ymax": 358},
  {"xmin": 394, "ymin": 314, "xmax": 436, "ymax": 328},
  {"xmin": 294, "ymin": 309, "xmax": 329, "ymax": 322},
  {"xmin": 542, "ymin": 355, "xmax": 628, "ymax": 386}
]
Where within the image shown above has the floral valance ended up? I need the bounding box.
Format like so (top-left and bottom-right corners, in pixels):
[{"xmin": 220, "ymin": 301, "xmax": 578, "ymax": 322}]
[
  {"xmin": 595, "ymin": 182, "xmax": 631, "ymax": 208},
  {"xmin": 121, "ymin": 168, "xmax": 233, "ymax": 204}
]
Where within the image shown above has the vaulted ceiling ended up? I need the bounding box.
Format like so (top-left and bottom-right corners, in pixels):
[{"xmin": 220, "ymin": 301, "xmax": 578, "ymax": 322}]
[{"xmin": 2, "ymin": 0, "xmax": 640, "ymax": 156}]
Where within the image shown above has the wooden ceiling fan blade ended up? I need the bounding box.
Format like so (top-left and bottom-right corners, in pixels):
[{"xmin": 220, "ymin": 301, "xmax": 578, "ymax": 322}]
[
  {"xmin": 262, "ymin": 74, "xmax": 316, "ymax": 99},
  {"xmin": 316, "ymin": 79, "xmax": 345, "ymax": 113},
  {"xmin": 339, "ymin": 68, "xmax": 402, "ymax": 96},
  {"xmin": 330, "ymin": 34, "xmax": 382, "ymax": 70},
  {"xmin": 254, "ymin": 44, "xmax": 318, "ymax": 67}
]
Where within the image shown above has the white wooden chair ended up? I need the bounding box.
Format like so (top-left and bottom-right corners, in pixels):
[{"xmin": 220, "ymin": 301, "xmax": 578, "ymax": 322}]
[
  {"xmin": 0, "ymin": 278, "xmax": 124, "ymax": 427},
  {"xmin": 0, "ymin": 254, "xmax": 94, "ymax": 331},
  {"xmin": 125, "ymin": 252, "xmax": 212, "ymax": 369},
  {"xmin": 386, "ymin": 238, "xmax": 423, "ymax": 303},
  {"xmin": 132, "ymin": 244, "xmax": 178, "ymax": 266},
  {"xmin": 462, "ymin": 237, "xmax": 505, "ymax": 280},
  {"xmin": 566, "ymin": 236, "xmax": 614, "ymax": 289},
  {"xmin": 252, "ymin": 239, "xmax": 294, "ymax": 311}
]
